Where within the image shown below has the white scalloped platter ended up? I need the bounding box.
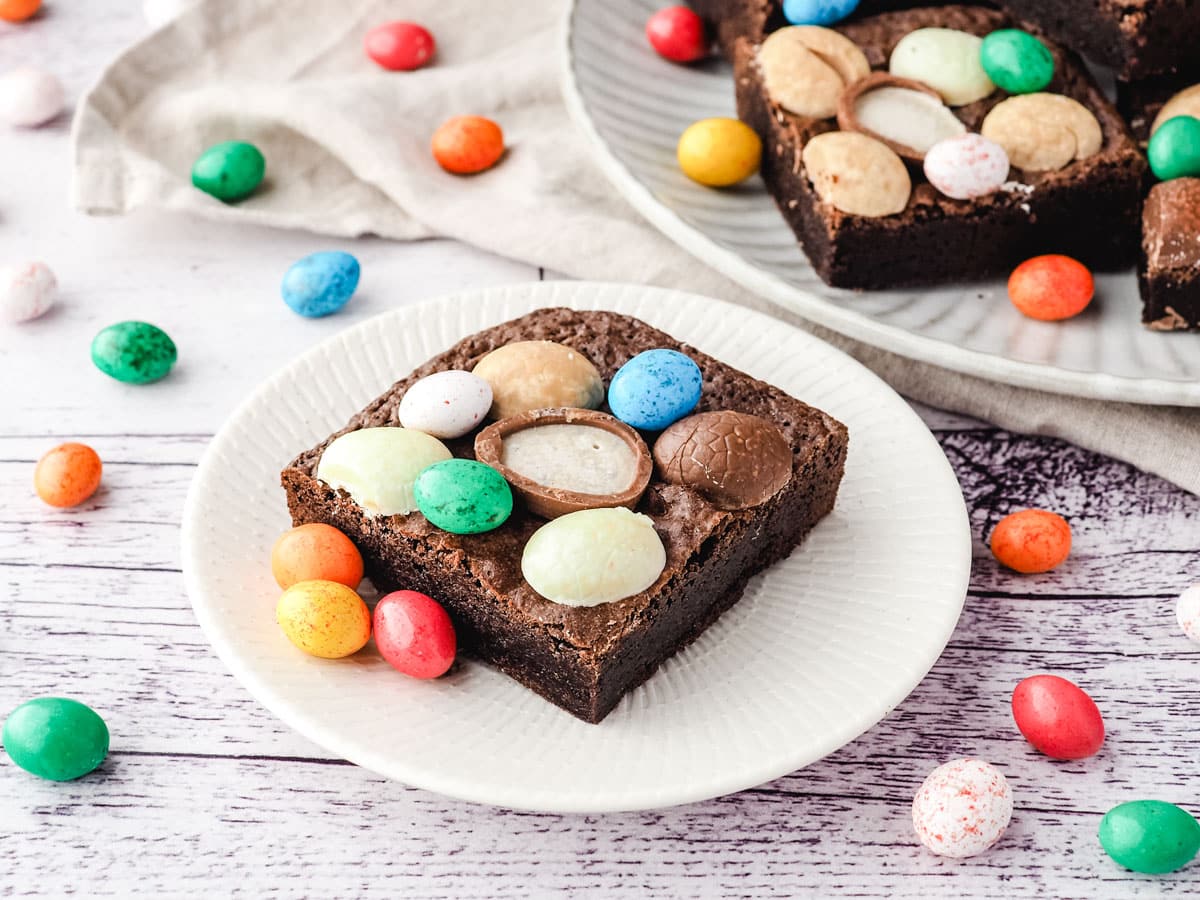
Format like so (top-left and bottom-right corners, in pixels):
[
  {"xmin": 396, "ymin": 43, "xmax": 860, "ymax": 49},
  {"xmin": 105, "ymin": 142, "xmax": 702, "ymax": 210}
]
[
  {"xmin": 182, "ymin": 282, "xmax": 970, "ymax": 813},
  {"xmin": 562, "ymin": 0, "xmax": 1200, "ymax": 406}
]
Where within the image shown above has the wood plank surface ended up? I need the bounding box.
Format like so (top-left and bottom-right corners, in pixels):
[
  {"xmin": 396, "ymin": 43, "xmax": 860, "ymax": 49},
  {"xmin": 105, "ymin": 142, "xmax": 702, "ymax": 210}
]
[{"xmin": 2, "ymin": 2, "xmax": 1199, "ymax": 898}]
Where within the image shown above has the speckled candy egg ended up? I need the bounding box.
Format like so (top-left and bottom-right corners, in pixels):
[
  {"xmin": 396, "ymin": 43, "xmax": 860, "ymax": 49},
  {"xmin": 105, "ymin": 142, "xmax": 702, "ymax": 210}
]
[
  {"xmin": 1, "ymin": 261, "xmax": 56, "ymax": 323},
  {"xmin": 398, "ymin": 370, "xmax": 493, "ymax": 439},
  {"xmin": 1148, "ymin": 115, "xmax": 1200, "ymax": 181},
  {"xmin": 608, "ymin": 349, "xmax": 703, "ymax": 431},
  {"xmin": 413, "ymin": 458, "xmax": 513, "ymax": 534},
  {"xmin": 912, "ymin": 758, "xmax": 1013, "ymax": 858},
  {"xmin": 316, "ymin": 427, "xmax": 451, "ymax": 516},
  {"xmin": 472, "ymin": 341, "xmax": 604, "ymax": 420},
  {"xmin": 1177, "ymin": 584, "xmax": 1200, "ymax": 644},
  {"xmin": 924, "ymin": 134, "xmax": 1011, "ymax": 200},
  {"xmin": 281, "ymin": 251, "xmax": 360, "ymax": 318},
  {"xmin": 3, "ymin": 697, "xmax": 109, "ymax": 781},
  {"xmin": 0, "ymin": 66, "xmax": 64, "ymax": 128},
  {"xmin": 91, "ymin": 321, "xmax": 178, "ymax": 384},
  {"xmin": 781, "ymin": 0, "xmax": 860, "ymax": 26},
  {"xmin": 191, "ymin": 140, "xmax": 266, "ymax": 203},
  {"xmin": 980, "ymin": 29, "xmax": 1055, "ymax": 95},
  {"xmin": 276, "ymin": 580, "xmax": 371, "ymax": 659}
]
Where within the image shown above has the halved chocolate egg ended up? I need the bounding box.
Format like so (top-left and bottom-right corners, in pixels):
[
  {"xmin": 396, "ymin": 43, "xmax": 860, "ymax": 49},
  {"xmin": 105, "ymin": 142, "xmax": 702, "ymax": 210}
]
[{"xmin": 474, "ymin": 408, "xmax": 652, "ymax": 519}]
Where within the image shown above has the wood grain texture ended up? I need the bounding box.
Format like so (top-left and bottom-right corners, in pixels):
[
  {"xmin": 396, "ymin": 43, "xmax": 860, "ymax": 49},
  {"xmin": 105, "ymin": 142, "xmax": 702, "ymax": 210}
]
[{"xmin": 2, "ymin": 2, "xmax": 1199, "ymax": 898}]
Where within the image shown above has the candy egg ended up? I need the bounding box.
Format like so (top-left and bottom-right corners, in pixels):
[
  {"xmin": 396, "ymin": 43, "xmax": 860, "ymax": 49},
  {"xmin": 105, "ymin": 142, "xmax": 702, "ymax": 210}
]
[
  {"xmin": 1011, "ymin": 674, "xmax": 1104, "ymax": 760},
  {"xmin": 1008, "ymin": 255, "xmax": 1094, "ymax": 321},
  {"xmin": 645, "ymin": 6, "xmax": 709, "ymax": 63},
  {"xmin": 3, "ymin": 698, "xmax": 109, "ymax": 781},
  {"xmin": 781, "ymin": 0, "xmax": 860, "ymax": 27},
  {"xmin": 91, "ymin": 321, "xmax": 178, "ymax": 384},
  {"xmin": 432, "ymin": 115, "xmax": 505, "ymax": 175},
  {"xmin": 34, "ymin": 442, "xmax": 103, "ymax": 508},
  {"xmin": 364, "ymin": 21, "xmax": 436, "ymax": 71},
  {"xmin": 373, "ymin": 590, "xmax": 457, "ymax": 679},
  {"xmin": 980, "ymin": 29, "xmax": 1055, "ymax": 95},
  {"xmin": 472, "ymin": 341, "xmax": 604, "ymax": 420},
  {"xmin": 191, "ymin": 140, "xmax": 266, "ymax": 203},
  {"xmin": 890, "ymin": 28, "xmax": 995, "ymax": 107},
  {"xmin": 413, "ymin": 458, "xmax": 513, "ymax": 534},
  {"xmin": 276, "ymin": 580, "xmax": 371, "ymax": 659},
  {"xmin": 281, "ymin": 251, "xmax": 360, "ymax": 318},
  {"xmin": 989, "ymin": 508, "xmax": 1072, "ymax": 573},
  {"xmin": 912, "ymin": 758, "xmax": 1013, "ymax": 858},
  {"xmin": 522, "ymin": 507, "xmax": 666, "ymax": 607},
  {"xmin": 271, "ymin": 523, "xmax": 364, "ymax": 590},
  {"xmin": 397, "ymin": 370, "xmax": 493, "ymax": 439},
  {"xmin": 677, "ymin": 117, "xmax": 762, "ymax": 187},
  {"xmin": 1, "ymin": 261, "xmax": 57, "ymax": 323},
  {"xmin": 0, "ymin": 67, "xmax": 64, "ymax": 127},
  {"xmin": 1148, "ymin": 115, "xmax": 1200, "ymax": 182},
  {"xmin": 608, "ymin": 349, "xmax": 703, "ymax": 431},
  {"xmin": 0, "ymin": 0, "xmax": 40, "ymax": 23},
  {"xmin": 316, "ymin": 427, "xmax": 451, "ymax": 517},
  {"xmin": 923, "ymin": 134, "xmax": 1011, "ymax": 200},
  {"xmin": 1177, "ymin": 584, "xmax": 1200, "ymax": 644},
  {"xmin": 1099, "ymin": 801, "xmax": 1200, "ymax": 874}
]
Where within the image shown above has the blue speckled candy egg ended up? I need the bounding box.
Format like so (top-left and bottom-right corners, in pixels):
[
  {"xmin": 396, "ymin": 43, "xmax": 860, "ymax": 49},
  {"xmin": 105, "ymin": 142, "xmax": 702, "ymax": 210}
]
[
  {"xmin": 607, "ymin": 349, "xmax": 703, "ymax": 431},
  {"xmin": 281, "ymin": 251, "xmax": 361, "ymax": 318},
  {"xmin": 782, "ymin": 0, "xmax": 860, "ymax": 26}
]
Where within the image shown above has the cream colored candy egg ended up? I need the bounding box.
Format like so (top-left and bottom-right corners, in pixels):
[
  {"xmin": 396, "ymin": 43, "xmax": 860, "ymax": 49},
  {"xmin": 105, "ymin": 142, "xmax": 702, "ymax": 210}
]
[
  {"xmin": 758, "ymin": 25, "xmax": 870, "ymax": 119},
  {"xmin": 316, "ymin": 427, "xmax": 451, "ymax": 516},
  {"xmin": 0, "ymin": 67, "xmax": 65, "ymax": 128},
  {"xmin": 473, "ymin": 341, "xmax": 604, "ymax": 420},
  {"xmin": 981, "ymin": 92, "xmax": 1102, "ymax": 172},
  {"xmin": 802, "ymin": 131, "xmax": 911, "ymax": 217},
  {"xmin": 913, "ymin": 758, "xmax": 1013, "ymax": 858},
  {"xmin": 1151, "ymin": 83, "xmax": 1200, "ymax": 136},
  {"xmin": 521, "ymin": 507, "xmax": 666, "ymax": 607},
  {"xmin": 1, "ymin": 261, "xmax": 57, "ymax": 323},
  {"xmin": 889, "ymin": 28, "xmax": 996, "ymax": 107},
  {"xmin": 398, "ymin": 370, "xmax": 493, "ymax": 439}
]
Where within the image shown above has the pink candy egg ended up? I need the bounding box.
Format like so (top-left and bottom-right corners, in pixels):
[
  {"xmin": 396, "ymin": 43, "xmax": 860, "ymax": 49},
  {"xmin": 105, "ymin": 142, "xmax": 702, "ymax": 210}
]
[
  {"xmin": 912, "ymin": 758, "xmax": 1013, "ymax": 858},
  {"xmin": 1, "ymin": 261, "xmax": 57, "ymax": 323},
  {"xmin": 373, "ymin": 590, "xmax": 456, "ymax": 679},
  {"xmin": 924, "ymin": 134, "xmax": 1011, "ymax": 200},
  {"xmin": 1011, "ymin": 674, "xmax": 1104, "ymax": 760},
  {"xmin": 0, "ymin": 66, "xmax": 64, "ymax": 128},
  {"xmin": 1177, "ymin": 584, "xmax": 1200, "ymax": 644}
]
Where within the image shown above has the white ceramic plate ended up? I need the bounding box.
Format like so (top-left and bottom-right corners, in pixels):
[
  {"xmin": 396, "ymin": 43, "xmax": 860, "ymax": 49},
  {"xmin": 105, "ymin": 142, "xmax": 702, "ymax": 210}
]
[
  {"xmin": 182, "ymin": 281, "xmax": 970, "ymax": 813},
  {"xmin": 561, "ymin": 0, "xmax": 1200, "ymax": 406}
]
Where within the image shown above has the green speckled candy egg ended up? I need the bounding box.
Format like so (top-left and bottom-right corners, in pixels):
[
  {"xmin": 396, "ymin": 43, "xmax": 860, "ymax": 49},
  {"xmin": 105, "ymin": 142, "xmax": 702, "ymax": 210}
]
[
  {"xmin": 91, "ymin": 321, "xmax": 177, "ymax": 384},
  {"xmin": 191, "ymin": 140, "xmax": 266, "ymax": 202},
  {"xmin": 1148, "ymin": 116, "xmax": 1200, "ymax": 181},
  {"xmin": 980, "ymin": 29, "xmax": 1055, "ymax": 95},
  {"xmin": 414, "ymin": 458, "xmax": 513, "ymax": 534},
  {"xmin": 1099, "ymin": 800, "xmax": 1200, "ymax": 874},
  {"xmin": 3, "ymin": 697, "xmax": 109, "ymax": 781}
]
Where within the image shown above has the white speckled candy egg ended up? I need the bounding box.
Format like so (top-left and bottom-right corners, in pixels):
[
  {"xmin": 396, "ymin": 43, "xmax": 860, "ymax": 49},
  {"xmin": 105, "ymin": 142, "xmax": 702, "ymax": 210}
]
[
  {"xmin": 521, "ymin": 507, "xmax": 666, "ymax": 607},
  {"xmin": 1, "ymin": 261, "xmax": 57, "ymax": 323},
  {"xmin": 316, "ymin": 427, "xmax": 451, "ymax": 517},
  {"xmin": 890, "ymin": 28, "xmax": 995, "ymax": 107},
  {"xmin": 398, "ymin": 370, "xmax": 493, "ymax": 439},
  {"xmin": 0, "ymin": 67, "xmax": 65, "ymax": 128},
  {"xmin": 924, "ymin": 134, "xmax": 1011, "ymax": 200},
  {"xmin": 912, "ymin": 758, "xmax": 1013, "ymax": 858},
  {"xmin": 1177, "ymin": 584, "xmax": 1200, "ymax": 644}
]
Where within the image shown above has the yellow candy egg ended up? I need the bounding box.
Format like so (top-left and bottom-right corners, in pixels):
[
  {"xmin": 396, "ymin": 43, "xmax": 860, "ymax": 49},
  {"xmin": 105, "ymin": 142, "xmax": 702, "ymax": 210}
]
[
  {"xmin": 276, "ymin": 580, "xmax": 371, "ymax": 659},
  {"xmin": 677, "ymin": 117, "xmax": 762, "ymax": 187}
]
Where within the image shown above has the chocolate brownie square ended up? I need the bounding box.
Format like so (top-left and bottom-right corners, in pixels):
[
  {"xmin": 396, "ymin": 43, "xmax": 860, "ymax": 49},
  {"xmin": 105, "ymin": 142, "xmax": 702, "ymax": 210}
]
[
  {"xmin": 1139, "ymin": 178, "xmax": 1200, "ymax": 331},
  {"xmin": 733, "ymin": 5, "xmax": 1146, "ymax": 288},
  {"xmin": 281, "ymin": 309, "xmax": 848, "ymax": 723}
]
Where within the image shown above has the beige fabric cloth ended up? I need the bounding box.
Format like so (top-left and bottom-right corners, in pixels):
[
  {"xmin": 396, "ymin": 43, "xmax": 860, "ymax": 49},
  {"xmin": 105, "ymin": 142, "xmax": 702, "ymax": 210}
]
[{"xmin": 72, "ymin": 0, "xmax": 1200, "ymax": 494}]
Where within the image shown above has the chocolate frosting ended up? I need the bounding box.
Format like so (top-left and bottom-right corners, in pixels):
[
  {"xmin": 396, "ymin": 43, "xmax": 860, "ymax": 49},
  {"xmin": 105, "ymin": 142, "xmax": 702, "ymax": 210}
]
[{"xmin": 1144, "ymin": 178, "xmax": 1200, "ymax": 272}]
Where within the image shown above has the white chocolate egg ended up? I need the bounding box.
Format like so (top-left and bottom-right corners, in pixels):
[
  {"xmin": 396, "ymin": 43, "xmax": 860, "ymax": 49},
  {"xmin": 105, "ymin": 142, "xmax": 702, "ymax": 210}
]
[
  {"xmin": 0, "ymin": 67, "xmax": 65, "ymax": 128},
  {"xmin": 316, "ymin": 427, "xmax": 451, "ymax": 517}
]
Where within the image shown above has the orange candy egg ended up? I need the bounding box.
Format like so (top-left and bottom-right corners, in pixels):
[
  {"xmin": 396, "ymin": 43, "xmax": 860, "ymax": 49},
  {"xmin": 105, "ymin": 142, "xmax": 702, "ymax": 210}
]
[
  {"xmin": 0, "ymin": 0, "xmax": 41, "ymax": 22},
  {"xmin": 990, "ymin": 509, "xmax": 1072, "ymax": 574},
  {"xmin": 431, "ymin": 115, "xmax": 505, "ymax": 175},
  {"xmin": 34, "ymin": 443, "xmax": 103, "ymax": 508},
  {"xmin": 1007, "ymin": 255, "xmax": 1095, "ymax": 321},
  {"xmin": 271, "ymin": 522, "xmax": 364, "ymax": 590}
]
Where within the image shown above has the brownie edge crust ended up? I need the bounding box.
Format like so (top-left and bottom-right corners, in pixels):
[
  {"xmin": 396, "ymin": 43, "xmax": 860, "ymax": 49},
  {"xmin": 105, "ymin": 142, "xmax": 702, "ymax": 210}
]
[{"xmin": 280, "ymin": 308, "xmax": 849, "ymax": 723}]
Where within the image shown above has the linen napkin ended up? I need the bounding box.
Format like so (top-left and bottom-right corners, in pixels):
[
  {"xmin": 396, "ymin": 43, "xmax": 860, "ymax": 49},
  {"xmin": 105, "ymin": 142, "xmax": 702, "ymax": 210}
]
[{"xmin": 71, "ymin": 0, "xmax": 1200, "ymax": 494}]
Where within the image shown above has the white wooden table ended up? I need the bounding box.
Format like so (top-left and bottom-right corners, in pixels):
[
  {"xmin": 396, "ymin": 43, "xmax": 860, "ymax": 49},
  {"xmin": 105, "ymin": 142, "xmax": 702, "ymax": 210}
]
[{"xmin": 2, "ymin": 4, "xmax": 1199, "ymax": 897}]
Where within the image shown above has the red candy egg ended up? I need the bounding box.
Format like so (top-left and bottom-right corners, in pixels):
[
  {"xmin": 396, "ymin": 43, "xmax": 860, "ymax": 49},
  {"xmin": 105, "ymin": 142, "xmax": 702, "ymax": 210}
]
[
  {"xmin": 646, "ymin": 6, "xmax": 709, "ymax": 63},
  {"xmin": 1008, "ymin": 255, "xmax": 1095, "ymax": 321},
  {"xmin": 364, "ymin": 21, "xmax": 436, "ymax": 72},
  {"xmin": 373, "ymin": 590, "xmax": 457, "ymax": 679},
  {"xmin": 1012, "ymin": 674, "xmax": 1105, "ymax": 760}
]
